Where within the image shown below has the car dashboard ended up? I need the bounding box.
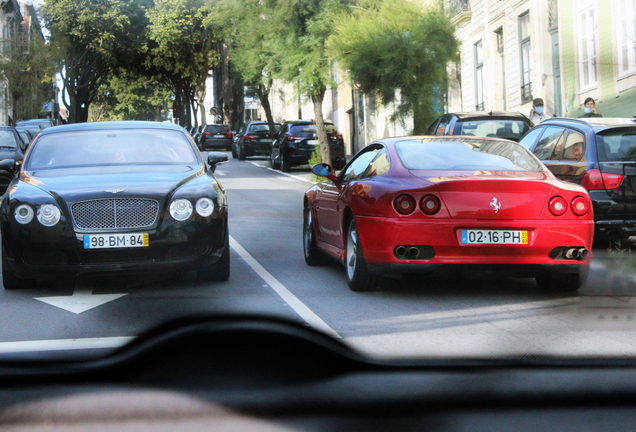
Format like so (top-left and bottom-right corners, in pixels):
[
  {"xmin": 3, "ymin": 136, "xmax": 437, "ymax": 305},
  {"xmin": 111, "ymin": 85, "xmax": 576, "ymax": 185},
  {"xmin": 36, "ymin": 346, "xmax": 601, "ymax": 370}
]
[{"xmin": 0, "ymin": 316, "xmax": 635, "ymax": 431}]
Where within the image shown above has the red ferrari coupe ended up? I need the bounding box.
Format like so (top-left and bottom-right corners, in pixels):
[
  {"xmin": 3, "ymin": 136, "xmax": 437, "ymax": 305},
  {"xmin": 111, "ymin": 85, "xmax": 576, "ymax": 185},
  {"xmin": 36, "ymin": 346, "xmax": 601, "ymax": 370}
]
[{"xmin": 303, "ymin": 136, "xmax": 594, "ymax": 292}]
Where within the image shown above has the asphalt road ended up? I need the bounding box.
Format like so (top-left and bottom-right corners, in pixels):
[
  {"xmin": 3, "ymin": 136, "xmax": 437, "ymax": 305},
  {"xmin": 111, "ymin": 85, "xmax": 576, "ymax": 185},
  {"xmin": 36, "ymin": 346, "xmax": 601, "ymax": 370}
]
[{"xmin": 1, "ymin": 154, "xmax": 636, "ymax": 360}]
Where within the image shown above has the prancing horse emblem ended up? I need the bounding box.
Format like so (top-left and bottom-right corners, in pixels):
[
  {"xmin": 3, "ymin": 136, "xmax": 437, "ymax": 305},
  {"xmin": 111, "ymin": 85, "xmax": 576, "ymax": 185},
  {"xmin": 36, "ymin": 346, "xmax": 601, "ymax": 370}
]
[
  {"xmin": 105, "ymin": 189, "xmax": 124, "ymax": 194},
  {"xmin": 490, "ymin": 197, "xmax": 501, "ymax": 213}
]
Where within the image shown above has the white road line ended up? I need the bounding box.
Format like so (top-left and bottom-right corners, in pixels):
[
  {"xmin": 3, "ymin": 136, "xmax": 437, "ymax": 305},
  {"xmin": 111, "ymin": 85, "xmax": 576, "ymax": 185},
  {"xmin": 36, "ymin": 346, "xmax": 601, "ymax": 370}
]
[
  {"xmin": 0, "ymin": 336, "xmax": 134, "ymax": 353},
  {"xmin": 230, "ymin": 235, "xmax": 341, "ymax": 338},
  {"xmin": 246, "ymin": 161, "xmax": 315, "ymax": 183}
]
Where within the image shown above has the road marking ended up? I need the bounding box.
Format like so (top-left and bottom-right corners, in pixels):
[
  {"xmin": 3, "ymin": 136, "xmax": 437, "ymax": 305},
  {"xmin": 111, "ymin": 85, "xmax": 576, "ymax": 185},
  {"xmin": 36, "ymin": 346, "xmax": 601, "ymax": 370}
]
[
  {"xmin": 35, "ymin": 286, "xmax": 128, "ymax": 314},
  {"xmin": 0, "ymin": 336, "xmax": 134, "ymax": 353},
  {"xmin": 229, "ymin": 235, "xmax": 341, "ymax": 338},
  {"xmin": 246, "ymin": 160, "xmax": 315, "ymax": 183}
]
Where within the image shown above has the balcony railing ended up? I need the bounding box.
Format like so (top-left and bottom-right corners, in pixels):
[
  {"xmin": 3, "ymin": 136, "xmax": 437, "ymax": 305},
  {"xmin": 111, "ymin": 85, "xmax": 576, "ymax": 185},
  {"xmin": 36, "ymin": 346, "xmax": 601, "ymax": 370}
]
[
  {"xmin": 449, "ymin": 0, "xmax": 471, "ymax": 26},
  {"xmin": 521, "ymin": 83, "xmax": 533, "ymax": 105}
]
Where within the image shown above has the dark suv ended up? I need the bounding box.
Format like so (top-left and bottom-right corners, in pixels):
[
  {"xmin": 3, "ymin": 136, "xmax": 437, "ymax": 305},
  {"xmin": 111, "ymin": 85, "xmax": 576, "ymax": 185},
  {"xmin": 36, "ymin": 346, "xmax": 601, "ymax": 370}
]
[
  {"xmin": 270, "ymin": 120, "xmax": 346, "ymax": 172},
  {"xmin": 427, "ymin": 112, "xmax": 533, "ymax": 142},
  {"xmin": 198, "ymin": 124, "xmax": 233, "ymax": 151},
  {"xmin": 519, "ymin": 117, "xmax": 636, "ymax": 243},
  {"xmin": 233, "ymin": 121, "xmax": 280, "ymax": 160}
]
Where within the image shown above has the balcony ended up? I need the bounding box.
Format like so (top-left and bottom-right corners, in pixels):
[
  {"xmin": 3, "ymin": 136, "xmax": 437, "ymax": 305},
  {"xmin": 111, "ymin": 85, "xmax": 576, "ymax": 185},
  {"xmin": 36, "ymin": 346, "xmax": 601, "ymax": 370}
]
[{"xmin": 449, "ymin": 0, "xmax": 471, "ymax": 27}]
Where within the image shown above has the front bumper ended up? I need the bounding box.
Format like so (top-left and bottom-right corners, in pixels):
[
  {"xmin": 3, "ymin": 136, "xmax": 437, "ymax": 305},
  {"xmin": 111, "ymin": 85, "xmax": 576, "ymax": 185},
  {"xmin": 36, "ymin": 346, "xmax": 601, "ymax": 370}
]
[{"xmin": 355, "ymin": 216, "xmax": 594, "ymax": 274}]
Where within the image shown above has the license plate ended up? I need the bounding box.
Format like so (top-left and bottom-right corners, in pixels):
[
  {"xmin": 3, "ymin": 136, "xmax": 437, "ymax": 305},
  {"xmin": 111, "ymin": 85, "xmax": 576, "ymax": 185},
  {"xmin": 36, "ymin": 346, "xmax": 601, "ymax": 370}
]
[
  {"xmin": 214, "ymin": 134, "xmax": 224, "ymax": 138},
  {"xmin": 307, "ymin": 140, "xmax": 319, "ymax": 145},
  {"xmin": 84, "ymin": 233, "xmax": 149, "ymax": 249},
  {"xmin": 461, "ymin": 230, "xmax": 528, "ymax": 245},
  {"xmin": 260, "ymin": 139, "xmax": 273, "ymax": 142}
]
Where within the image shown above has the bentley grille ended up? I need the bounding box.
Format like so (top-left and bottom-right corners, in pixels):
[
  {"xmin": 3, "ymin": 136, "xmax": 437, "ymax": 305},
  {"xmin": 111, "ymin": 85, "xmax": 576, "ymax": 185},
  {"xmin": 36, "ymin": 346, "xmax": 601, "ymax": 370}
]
[{"xmin": 71, "ymin": 198, "xmax": 159, "ymax": 230}]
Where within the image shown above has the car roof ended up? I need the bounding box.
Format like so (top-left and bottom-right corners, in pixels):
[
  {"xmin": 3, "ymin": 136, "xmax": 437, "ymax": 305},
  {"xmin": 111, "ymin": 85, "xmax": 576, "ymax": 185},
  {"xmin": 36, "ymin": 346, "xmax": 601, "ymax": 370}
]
[
  {"xmin": 16, "ymin": 119, "xmax": 51, "ymax": 124},
  {"xmin": 377, "ymin": 135, "xmax": 528, "ymax": 146},
  {"xmin": 444, "ymin": 112, "xmax": 531, "ymax": 121},
  {"xmin": 39, "ymin": 121, "xmax": 187, "ymax": 135},
  {"xmin": 539, "ymin": 117, "xmax": 636, "ymax": 131}
]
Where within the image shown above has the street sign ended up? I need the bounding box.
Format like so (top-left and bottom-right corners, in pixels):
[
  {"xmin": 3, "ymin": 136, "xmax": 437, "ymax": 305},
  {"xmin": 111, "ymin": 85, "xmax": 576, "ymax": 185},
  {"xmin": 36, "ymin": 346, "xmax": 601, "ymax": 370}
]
[
  {"xmin": 209, "ymin": 107, "xmax": 219, "ymax": 116},
  {"xmin": 354, "ymin": 83, "xmax": 361, "ymax": 90}
]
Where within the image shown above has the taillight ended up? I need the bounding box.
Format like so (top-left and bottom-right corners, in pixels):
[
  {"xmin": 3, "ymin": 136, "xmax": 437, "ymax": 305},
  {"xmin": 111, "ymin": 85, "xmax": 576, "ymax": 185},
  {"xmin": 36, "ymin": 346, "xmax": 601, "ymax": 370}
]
[
  {"xmin": 244, "ymin": 134, "xmax": 257, "ymax": 141},
  {"xmin": 571, "ymin": 196, "xmax": 589, "ymax": 216},
  {"xmin": 226, "ymin": 131, "xmax": 233, "ymax": 137},
  {"xmin": 420, "ymin": 195, "xmax": 441, "ymax": 215},
  {"xmin": 394, "ymin": 194, "xmax": 416, "ymax": 215},
  {"xmin": 203, "ymin": 132, "xmax": 212, "ymax": 136},
  {"xmin": 549, "ymin": 196, "xmax": 568, "ymax": 216},
  {"xmin": 580, "ymin": 169, "xmax": 624, "ymax": 190},
  {"xmin": 334, "ymin": 134, "xmax": 343, "ymax": 139},
  {"xmin": 286, "ymin": 136, "xmax": 303, "ymax": 141}
]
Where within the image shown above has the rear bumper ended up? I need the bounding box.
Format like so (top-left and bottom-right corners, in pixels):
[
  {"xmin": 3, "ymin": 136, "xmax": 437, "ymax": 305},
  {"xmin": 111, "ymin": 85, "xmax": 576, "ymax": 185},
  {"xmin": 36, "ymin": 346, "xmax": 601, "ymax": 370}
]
[
  {"xmin": 202, "ymin": 138, "xmax": 232, "ymax": 149},
  {"xmin": 243, "ymin": 141, "xmax": 272, "ymax": 156},
  {"xmin": 355, "ymin": 216, "xmax": 594, "ymax": 268}
]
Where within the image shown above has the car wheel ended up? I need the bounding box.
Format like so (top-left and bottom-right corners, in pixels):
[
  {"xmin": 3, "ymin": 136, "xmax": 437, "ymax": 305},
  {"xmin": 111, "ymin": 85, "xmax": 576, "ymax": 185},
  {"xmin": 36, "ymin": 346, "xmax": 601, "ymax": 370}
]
[
  {"xmin": 2, "ymin": 250, "xmax": 34, "ymax": 290},
  {"xmin": 232, "ymin": 144, "xmax": 238, "ymax": 159},
  {"xmin": 238, "ymin": 145, "xmax": 246, "ymax": 161},
  {"xmin": 271, "ymin": 152, "xmax": 281, "ymax": 170},
  {"xmin": 535, "ymin": 272, "xmax": 582, "ymax": 293},
  {"xmin": 281, "ymin": 156, "xmax": 291, "ymax": 173},
  {"xmin": 345, "ymin": 219, "xmax": 376, "ymax": 292},
  {"xmin": 303, "ymin": 206, "xmax": 326, "ymax": 266},
  {"xmin": 197, "ymin": 231, "xmax": 230, "ymax": 282}
]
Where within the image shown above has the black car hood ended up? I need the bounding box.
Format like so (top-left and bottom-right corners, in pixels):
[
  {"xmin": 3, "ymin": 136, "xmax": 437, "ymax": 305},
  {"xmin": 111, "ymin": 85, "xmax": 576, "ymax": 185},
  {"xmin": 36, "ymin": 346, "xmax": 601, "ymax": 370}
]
[{"xmin": 21, "ymin": 164, "xmax": 202, "ymax": 202}]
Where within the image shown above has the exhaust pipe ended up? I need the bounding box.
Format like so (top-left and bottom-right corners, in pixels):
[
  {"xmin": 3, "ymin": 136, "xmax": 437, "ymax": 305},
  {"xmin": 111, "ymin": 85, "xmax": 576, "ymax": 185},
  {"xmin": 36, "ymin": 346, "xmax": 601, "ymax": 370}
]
[
  {"xmin": 564, "ymin": 248, "xmax": 580, "ymax": 260},
  {"xmin": 395, "ymin": 246, "xmax": 407, "ymax": 258},
  {"xmin": 407, "ymin": 247, "xmax": 420, "ymax": 259},
  {"xmin": 578, "ymin": 248, "xmax": 589, "ymax": 259}
]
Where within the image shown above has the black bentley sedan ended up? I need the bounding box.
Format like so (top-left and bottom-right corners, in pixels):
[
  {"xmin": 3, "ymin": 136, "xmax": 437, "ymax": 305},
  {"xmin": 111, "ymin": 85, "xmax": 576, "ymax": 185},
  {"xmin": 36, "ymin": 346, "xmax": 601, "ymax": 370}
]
[{"xmin": 0, "ymin": 121, "xmax": 230, "ymax": 290}]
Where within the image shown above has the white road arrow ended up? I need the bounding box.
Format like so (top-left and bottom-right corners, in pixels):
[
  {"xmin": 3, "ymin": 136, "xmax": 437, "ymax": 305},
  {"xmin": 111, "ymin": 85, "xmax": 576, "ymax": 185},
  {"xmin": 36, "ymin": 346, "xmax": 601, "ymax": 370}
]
[{"xmin": 35, "ymin": 286, "xmax": 127, "ymax": 314}]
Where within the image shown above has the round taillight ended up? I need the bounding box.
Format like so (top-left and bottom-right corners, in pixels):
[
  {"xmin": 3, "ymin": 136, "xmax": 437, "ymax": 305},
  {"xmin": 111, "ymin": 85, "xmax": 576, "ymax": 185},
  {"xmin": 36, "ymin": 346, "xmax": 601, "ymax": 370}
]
[
  {"xmin": 571, "ymin": 196, "xmax": 589, "ymax": 216},
  {"xmin": 394, "ymin": 194, "xmax": 416, "ymax": 215},
  {"xmin": 420, "ymin": 194, "xmax": 441, "ymax": 215},
  {"xmin": 549, "ymin": 196, "xmax": 568, "ymax": 216}
]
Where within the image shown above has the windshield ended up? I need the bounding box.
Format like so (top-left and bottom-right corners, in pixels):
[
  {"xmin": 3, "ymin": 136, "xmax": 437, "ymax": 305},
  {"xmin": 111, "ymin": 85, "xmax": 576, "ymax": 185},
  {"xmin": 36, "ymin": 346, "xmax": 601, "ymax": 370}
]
[
  {"xmin": 6, "ymin": 0, "xmax": 636, "ymax": 369},
  {"xmin": 0, "ymin": 129, "xmax": 18, "ymax": 148},
  {"xmin": 26, "ymin": 129, "xmax": 198, "ymax": 170},
  {"xmin": 455, "ymin": 120, "xmax": 531, "ymax": 141}
]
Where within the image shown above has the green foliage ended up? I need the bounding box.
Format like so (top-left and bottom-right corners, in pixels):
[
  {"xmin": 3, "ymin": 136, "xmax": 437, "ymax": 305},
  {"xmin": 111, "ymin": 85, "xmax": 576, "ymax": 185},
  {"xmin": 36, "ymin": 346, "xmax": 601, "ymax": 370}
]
[
  {"xmin": 328, "ymin": 0, "xmax": 459, "ymax": 133},
  {"xmin": 308, "ymin": 148, "xmax": 322, "ymax": 182}
]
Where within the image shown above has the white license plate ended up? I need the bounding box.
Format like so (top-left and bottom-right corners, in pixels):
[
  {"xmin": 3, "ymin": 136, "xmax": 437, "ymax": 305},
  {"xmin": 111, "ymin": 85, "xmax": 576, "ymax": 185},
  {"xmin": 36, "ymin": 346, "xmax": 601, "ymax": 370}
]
[
  {"xmin": 307, "ymin": 140, "xmax": 319, "ymax": 145},
  {"xmin": 260, "ymin": 139, "xmax": 273, "ymax": 142},
  {"xmin": 461, "ymin": 230, "xmax": 528, "ymax": 245},
  {"xmin": 214, "ymin": 134, "xmax": 225, "ymax": 138},
  {"xmin": 84, "ymin": 233, "xmax": 149, "ymax": 249}
]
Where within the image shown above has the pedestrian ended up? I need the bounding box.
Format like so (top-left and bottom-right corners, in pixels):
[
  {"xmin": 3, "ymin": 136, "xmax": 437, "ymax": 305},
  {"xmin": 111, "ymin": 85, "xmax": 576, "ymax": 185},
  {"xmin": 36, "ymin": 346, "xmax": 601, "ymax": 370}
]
[
  {"xmin": 579, "ymin": 97, "xmax": 603, "ymax": 118},
  {"xmin": 529, "ymin": 98, "xmax": 546, "ymax": 125}
]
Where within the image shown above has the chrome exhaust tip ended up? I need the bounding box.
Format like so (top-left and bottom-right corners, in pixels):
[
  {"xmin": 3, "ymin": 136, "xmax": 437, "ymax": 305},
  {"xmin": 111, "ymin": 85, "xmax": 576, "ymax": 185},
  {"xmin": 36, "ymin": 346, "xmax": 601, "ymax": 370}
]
[
  {"xmin": 578, "ymin": 248, "xmax": 589, "ymax": 259},
  {"xmin": 407, "ymin": 247, "xmax": 420, "ymax": 259},
  {"xmin": 564, "ymin": 248, "xmax": 580, "ymax": 259},
  {"xmin": 395, "ymin": 246, "xmax": 407, "ymax": 257}
]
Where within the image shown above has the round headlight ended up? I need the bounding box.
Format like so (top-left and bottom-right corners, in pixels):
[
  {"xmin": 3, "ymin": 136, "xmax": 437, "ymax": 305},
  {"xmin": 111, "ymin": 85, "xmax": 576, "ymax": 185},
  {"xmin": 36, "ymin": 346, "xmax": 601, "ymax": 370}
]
[
  {"xmin": 170, "ymin": 199, "xmax": 193, "ymax": 221},
  {"xmin": 14, "ymin": 204, "xmax": 33, "ymax": 224},
  {"xmin": 196, "ymin": 197, "xmax": 214, "ymax": 217},
  {"xmin": 37, "ymin": 204, "xmax": 61, "ymax": 227}
]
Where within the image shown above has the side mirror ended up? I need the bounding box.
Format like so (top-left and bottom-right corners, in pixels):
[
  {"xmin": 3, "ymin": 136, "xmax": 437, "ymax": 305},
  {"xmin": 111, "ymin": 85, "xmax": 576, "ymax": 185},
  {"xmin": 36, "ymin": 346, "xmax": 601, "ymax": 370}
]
[
  {"xmin": 311, "ymin": 163, "xmax": 338, "ymax": 182},
  {"xmin": 0, "ymin": 159, "xmax": 17, "ymax": 175},
  {"xmin": 207, "ymin": 152, "xmax": 228, "ymax": 173}
]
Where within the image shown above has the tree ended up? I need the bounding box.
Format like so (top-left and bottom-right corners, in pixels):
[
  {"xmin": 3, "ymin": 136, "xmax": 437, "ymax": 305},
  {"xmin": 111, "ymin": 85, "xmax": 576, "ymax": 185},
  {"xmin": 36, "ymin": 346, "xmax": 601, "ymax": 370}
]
[
  {"xmin": 0, "ymin": 29, "xmax": 58, "ymax": 122},
  {"xmin": 265, "ymin": 0, "xmax": 351, "ymax": 164},
  {"xmin": 145, "ymin": 0, "xmax": 217, "ymax": 129},
  {"xmin": 328, "ymin": 0, "xmax": 459, "ymax": 134}
]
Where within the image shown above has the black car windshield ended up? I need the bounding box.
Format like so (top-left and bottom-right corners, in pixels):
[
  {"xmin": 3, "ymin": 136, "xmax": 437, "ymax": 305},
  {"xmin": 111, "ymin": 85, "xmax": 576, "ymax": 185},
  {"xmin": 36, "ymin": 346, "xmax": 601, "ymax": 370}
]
[
  {"xmin": 248, "ymin": 123, "xmax": 280, "ymax": 133},
  {"xmin": 26, "ymin": 129, "xmax": 198, "ymax": 170},
  {"xmin": 206, "ymin": 125, "xmax": 230, "ymax": 134},
  {"xmin": 0, "ymin": 129, "xmax": 18, "ymax": 148},
  {"xmin": 596, "ymin": 128, "xmax": 636, "ymax": 160},
  {"xmin": 455, "ymin": 120, "xmax": 530, "ymax": 141},
  {"xmin": 290, "ymin": 124, "xmax": 338, "ymax": 136},
  {"xmin": 395, "ymin": 138, "xmax": 544, "ymax": 172}
]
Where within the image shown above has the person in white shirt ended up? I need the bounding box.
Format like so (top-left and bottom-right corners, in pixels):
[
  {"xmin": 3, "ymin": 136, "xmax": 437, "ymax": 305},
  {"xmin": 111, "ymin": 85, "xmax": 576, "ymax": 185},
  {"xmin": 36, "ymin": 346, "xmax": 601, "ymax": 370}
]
[{"xmin": 529, "ymin": 98, "xmax": 545, "ymax": 125}]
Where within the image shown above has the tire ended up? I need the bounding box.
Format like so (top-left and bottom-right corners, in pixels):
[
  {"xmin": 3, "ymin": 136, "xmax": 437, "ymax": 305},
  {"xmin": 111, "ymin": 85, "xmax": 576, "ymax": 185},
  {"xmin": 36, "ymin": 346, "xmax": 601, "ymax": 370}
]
[
  {"xmin": 232, "ymin": 143, "xmax": 238, "ymax": 159},
  {"xmin": 238, "ymin": 144, "xmax": 246, "ymax": 161},
  {"xmin": 197, "ymin": 231, "xmax": 230, "ymax": 282},
  {"xmin": 535, "ymin": 272, "xmax": 582, "ymax": 293},
  {"xmin": 281, "ymin": 156, "xmax": 291, "ymax": 173},
  {"xmin": 271, "ymin": 151, "xmax": 281, "ymax": 170},
  {"xmin": 2, "ymin": 250, "xmax": 34, "ymax": 290},
  {"xmin": 303, "ymin": 206, "xmax": 326, "ymax": 266},
  {"xmin": 345, "ymin": 219, "xmax": 377, "ymax": 292}
]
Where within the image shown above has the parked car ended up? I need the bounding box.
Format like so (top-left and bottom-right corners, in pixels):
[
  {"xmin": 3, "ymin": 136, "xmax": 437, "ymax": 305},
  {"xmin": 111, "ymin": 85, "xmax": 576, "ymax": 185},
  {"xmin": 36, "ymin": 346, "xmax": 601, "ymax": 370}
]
[
  {"xmin": 198, "ymin": 124, "xmax": 233, "ymax": 151},
  {"xmin": 16, "ymin": 118, "xmax": 54, "ymax": 130},
  {"xmin": 0, "ymin": 121, "xmax": 230, "ymax": 290},
  {"xmin": 270, "ymin": 120, "xmax": 346, "ymax": 172},
  {"xmin": 305, "ymin": 136, "xmax": 593, "ymax": 292},
  {"xmin": 233, "ymin": 121, "xmax": 281, "ymax": 160},
  {"xmin": 0, "ymin": 126, "xmax": 26, "ymax": 194},
  {"xmin": 15, "ymin": 127, "xmax": 35, "ymax": 149},
  {"xmin": 519, "ymin": 117, "xmax": 636, "ymax": 244},
  {"xmin": 426, "ymin": 112, "xmax": 533, "ymax": 142}
]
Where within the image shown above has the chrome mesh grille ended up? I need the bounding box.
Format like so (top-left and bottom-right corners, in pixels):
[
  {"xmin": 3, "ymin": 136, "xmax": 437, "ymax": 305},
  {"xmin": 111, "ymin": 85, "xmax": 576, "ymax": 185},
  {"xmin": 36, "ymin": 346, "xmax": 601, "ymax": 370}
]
[{"xmin": 71, "ymin": 199, "xmax": 159, "ymax": 230}]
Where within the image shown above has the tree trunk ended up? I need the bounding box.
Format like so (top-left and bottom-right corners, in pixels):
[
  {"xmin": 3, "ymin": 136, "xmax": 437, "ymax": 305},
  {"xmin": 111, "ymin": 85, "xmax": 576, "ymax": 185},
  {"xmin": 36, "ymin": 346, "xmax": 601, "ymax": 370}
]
[
  {"xmin": 411, "ymin": 99, "xmax": 427, "ymax": 135},
  {"xmin": 258, "ymin": 84, "xmax": 276, "ymax": 136},
  {"xmin": 311, "ymin": 87, "xmax": 330, "ymax": 165}
]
